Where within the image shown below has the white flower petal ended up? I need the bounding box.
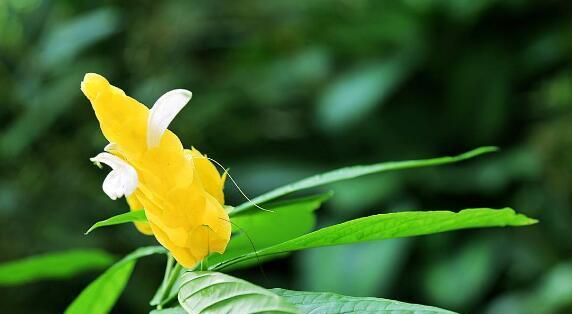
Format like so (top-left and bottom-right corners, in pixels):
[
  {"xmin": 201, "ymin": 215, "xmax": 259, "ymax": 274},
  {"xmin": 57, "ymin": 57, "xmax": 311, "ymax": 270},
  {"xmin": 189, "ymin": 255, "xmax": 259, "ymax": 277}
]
[
  {"xmin": 104, "ymin": 142, "xmax": 118, "ymax": 153},
  {"xmin": 90, "ymin": 152, "xmax": 138, "ymax": 200},
  {"xmin": 147, "ymin": 89, "xmax": 192, "ymax": 149}
]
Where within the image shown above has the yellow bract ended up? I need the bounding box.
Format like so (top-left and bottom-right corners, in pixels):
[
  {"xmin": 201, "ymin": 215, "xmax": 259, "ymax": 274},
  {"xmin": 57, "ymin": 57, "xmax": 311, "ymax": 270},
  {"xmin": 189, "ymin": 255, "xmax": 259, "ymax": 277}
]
[
  {"xmin": 125, "ymin": 195, "xmax": 153, "ymax": 235},
  {"xmin": 81, "ymin": 73, "xmax": 231, "ymax": 268},
  {"xmin": 185, "ymin": 147, "xmax": 227, "ymax": 206}
]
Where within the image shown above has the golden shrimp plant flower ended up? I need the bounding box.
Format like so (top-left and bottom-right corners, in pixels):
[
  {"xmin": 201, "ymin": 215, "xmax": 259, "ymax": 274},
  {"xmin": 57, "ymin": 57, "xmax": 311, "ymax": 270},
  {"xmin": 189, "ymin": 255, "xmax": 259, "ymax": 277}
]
[{"xmin": 82, "ymin": 73, "xmax": 230, "ymax": 268}]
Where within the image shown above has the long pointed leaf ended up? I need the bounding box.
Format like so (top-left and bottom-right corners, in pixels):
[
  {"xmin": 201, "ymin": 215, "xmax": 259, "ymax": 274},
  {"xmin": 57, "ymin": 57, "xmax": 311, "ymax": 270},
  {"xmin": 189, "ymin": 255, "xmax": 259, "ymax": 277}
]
[
  {"xmin": 85, "ymin": 210, "xmax": 146, "ymax": 234},
  {"xmin": 213, "ymin": 208, "xmax": 536, "ymax": 270},
  {"xmin": 230, "ymin": 146, "xmax": 498, "ymax": 215}
]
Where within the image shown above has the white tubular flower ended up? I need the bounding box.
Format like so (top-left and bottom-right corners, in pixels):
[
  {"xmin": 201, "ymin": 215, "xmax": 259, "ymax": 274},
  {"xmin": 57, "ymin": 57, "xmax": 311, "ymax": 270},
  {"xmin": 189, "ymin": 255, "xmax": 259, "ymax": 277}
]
[
  {"xmin": 147, "ymin": 89, "xmax": 192, "ymax": 149},
  {"xmin": 90, "ymin": 152, "xmax": 138, "ymax": 200}
]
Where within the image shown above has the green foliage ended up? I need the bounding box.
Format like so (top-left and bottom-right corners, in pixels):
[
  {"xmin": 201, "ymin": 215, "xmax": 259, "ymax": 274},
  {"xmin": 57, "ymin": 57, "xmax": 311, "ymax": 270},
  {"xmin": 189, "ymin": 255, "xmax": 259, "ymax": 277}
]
[
  {"xmin": 211, "ymin": 192, "xmax": 332, "ymax": 269},
  {"xmin": 0, "ymin": 249, "xmax": 114, "ymax": 285},
  {"xmin": 63, "ymin": 149, "xmax": 535, "ymax": 314},
  {"xmin": 85, "ymin": 210, "xmax": 147, "ymax": 234},
  {"xmin": 214, "ymin": 208, "xmax": 535, "ymax": 269},
  {"xmin": 65, "ymin": 246, "xmax": 166, "ymax": 314},
  {"xmin": 232, "ymin": 146, "xmax": 498, "ymax": 214},
  {"xmin": 177, "ymin": 271, "xmax": 301, "ymax": 314},
  {"xmin": 272, "ymin": 288, "xmax": 457, "ymax": 314}
]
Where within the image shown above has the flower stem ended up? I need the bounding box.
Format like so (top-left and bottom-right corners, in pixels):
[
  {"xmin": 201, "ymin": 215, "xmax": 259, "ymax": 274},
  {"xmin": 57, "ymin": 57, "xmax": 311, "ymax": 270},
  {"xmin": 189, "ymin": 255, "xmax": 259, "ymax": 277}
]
[
  {"xmin": 151, "ymin": 254, "xmax": 175, "ymax": 309},
  {"xmin": 158, "ymin": 262, "xmax": 183, "ymax": 307}
]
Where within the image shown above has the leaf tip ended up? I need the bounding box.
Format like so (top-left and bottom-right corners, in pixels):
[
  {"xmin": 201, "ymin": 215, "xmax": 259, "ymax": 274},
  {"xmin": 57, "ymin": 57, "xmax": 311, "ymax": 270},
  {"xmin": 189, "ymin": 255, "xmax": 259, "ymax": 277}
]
[
  {"xmin": 456, "ymin": 146, "xmax": 500, "ymax": 161},
  {"xmin": 502, "ymin": 207, "xmax": 538, "ymax": 226},
  {"xmin": 519, "ymin": 216, "xmax": 539, "ymax": 225},
  {"xmin": 84, "ymin": 225, "xmax": 96, "ymax": 235},
  {"xmin": 472, "ymin": 146, "xmax": 500, "ymax": 155}
]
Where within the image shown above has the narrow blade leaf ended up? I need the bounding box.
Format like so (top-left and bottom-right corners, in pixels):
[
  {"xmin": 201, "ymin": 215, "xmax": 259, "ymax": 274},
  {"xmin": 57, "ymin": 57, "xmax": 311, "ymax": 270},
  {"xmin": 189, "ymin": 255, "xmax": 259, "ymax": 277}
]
[
  {"xmin": 0, "ymin": 249, "xmax": 114, "ymax": 285},
  {"xmin": 231, "ymin": 146, "xmax": 498, "ymax": 215},
  {"xmin": 85, "ymin": 210, "xmax": 147, "ymax": 234},
  {"xmin": 64, "ymin": 246, "xmax": 166, "ymax": 314},
  {"xmin": 178, "ymin": 271, "xmax": 301, "ymax": 314},
  {"xmin": 214, "ymin": 208, "xmax": 536, "ymax": 269},
  {"xmin": 272, "ymin": 288, "xmax": 457, "ymax": 314}
]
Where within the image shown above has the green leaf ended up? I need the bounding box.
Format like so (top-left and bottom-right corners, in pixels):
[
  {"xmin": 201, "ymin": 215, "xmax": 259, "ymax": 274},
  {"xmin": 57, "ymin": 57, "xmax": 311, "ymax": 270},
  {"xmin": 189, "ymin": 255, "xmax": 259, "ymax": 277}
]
[
  {"xmin": 65, "ymin": 246, "xmax": 166, "ymax": 314},
  {"xmin": 209, "ymin": 192, "xmax": 332, "ymax": 269},
  {"xmin": 177, "ymin": 271, "xmax": 301, "ymax": 314},
  {"xmin": 0, "ymin": 249, "xmax": 114, "ymax": 286},
  {"xmin": 272, "ymin": 288, "xmax": 457, "ymax": 314},
  {"xmin": 213, "ymin": 208, "xmax": 536, "ymax": 270},
  {"xmin": 230, "ymin": 146, "xmax": 498, "ymax": 215},
  {"xmin": 85, "ymin": 210, "xmax": 147, "ymax": 234},
  {"xmin": 231, "ymin": 190, "xmax": 332, "ymax": 218}
]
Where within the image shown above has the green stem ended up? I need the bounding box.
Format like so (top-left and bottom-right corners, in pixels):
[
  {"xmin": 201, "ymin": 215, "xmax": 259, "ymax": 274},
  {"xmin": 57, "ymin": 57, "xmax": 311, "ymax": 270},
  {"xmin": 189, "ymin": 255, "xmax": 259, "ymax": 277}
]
[
  {"xmin": 164, "ymin": 255, "xmax": 175, "ymax": 282},
  {"xmin": 199, "ymin": 256, "xmax": 209, "ymax": 271},
  {"xmin": 150, "ymin": 254, "xmax": 174, "ymax": 308},
  {"xmin": 158, "ymin": 263, "xmax": 183, "ymax": 307}
]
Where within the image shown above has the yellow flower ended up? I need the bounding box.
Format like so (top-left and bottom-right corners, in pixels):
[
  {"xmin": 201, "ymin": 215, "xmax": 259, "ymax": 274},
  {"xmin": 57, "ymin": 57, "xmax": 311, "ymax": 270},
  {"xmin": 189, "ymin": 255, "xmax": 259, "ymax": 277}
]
[{"xmin": 82, "ymin": 73, "xmax": 231, "ymax": 268}]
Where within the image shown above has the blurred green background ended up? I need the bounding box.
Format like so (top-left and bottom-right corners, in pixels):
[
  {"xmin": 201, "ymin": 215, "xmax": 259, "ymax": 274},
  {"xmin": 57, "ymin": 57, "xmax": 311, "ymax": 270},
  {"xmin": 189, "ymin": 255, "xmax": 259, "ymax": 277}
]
[{"xmin": 1, "ymin": 0, "xmax": 571, "ymax": 313}]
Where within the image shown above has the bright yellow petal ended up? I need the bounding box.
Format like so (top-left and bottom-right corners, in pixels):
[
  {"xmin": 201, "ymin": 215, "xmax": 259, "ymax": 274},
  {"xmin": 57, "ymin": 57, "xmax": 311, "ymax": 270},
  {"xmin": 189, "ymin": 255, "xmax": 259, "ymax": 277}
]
[
  {"xmin": 185, "ymin": 148, "xmax": 226, "ymax": 205},
  {"xmin": 125, "ymin": 194, "xmax": 153, "ymax": 235}
]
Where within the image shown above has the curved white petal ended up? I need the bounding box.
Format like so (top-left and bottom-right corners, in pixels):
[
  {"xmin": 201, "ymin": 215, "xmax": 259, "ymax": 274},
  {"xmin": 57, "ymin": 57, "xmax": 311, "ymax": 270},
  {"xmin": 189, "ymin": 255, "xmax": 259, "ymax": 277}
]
[
  {"xmin": 147, "ymin": 89, "xmax": 192, "ymax": 149},
  {"xmin": 104, "ymin": 142, "xmax": 118, "ymax": 153},
  {"xmin": 90, "ymin": 152, "xmax": 138, "ymax": 200}
]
